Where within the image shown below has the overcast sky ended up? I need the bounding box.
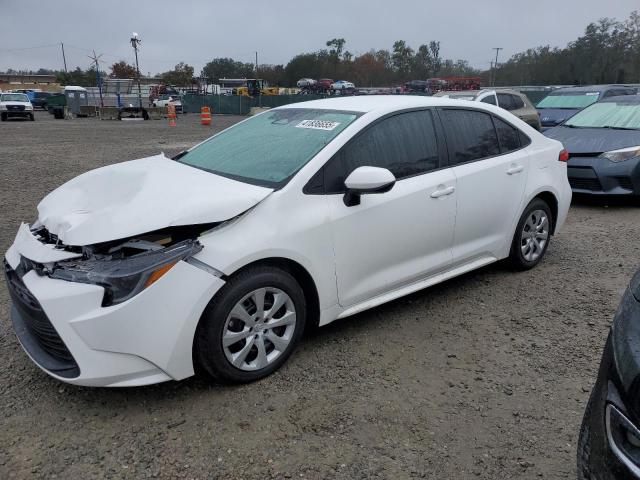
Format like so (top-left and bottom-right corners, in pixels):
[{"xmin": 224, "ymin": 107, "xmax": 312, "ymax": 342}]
[{"xmin": 1, "ymin": 0, "xmax": 637, "ymax": 75}]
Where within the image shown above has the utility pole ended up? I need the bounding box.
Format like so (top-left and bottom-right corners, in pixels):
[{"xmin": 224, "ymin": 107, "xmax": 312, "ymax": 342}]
[
  {"xmin": 130, "ymin": 32, "xmax": 143, "ymax": 108},
  {"xmin": 491, "ymin": 47, "xmax": 503, "ymax": 87},
  {"xmin": 88, "ymin": 50, "xmax": 104, "ymax": 107},
  {"xmin": 255, "ymin": 51, "xmax": 259, "ymax": 78},
  {"xmin": 60, "ymin": 42, "xmax": 68, "ymax": 74}
]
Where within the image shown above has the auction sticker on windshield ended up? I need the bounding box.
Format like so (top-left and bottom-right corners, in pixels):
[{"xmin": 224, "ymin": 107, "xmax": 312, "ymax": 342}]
[{"xmin": 296, "ymin": 119, "xmax": 341, "ymax": 131}]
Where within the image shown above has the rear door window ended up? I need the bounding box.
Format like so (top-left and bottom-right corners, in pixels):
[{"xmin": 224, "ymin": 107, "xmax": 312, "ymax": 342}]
[
  {"xmin": 323, "ymin": 110, "xmax": 441, "ymax": 193},
  {"xmin": 441, "ymin": 109, "xmax": 500, "ymax": 164},
  {"xmin": 510, "ymin": 94, "xmax": 525, "ymax": 109},
  {"xmin": 497, "ymin": 93, "xmax": 515, "ymax": 111}
]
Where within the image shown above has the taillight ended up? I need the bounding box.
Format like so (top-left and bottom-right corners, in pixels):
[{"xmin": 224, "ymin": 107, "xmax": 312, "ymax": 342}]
[{"xmin": 558, "ymin": 149, "xmax": 569, "ymax": 162}]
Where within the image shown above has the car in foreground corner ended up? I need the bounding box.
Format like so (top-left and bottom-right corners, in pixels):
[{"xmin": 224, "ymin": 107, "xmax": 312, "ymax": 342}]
[
  {"xmin": 3, "ymin": 96, "xmax": 571, "ymax": 387},
  {"xmin": 578, "ymin": 266, "xmax": 640, "ymax": 479},
  {"xmin": 536, "ymin": 85, "xmax": 637, "ymax": 130},
  {"xmin": 0, "ymin": 93, "xmax": 35, "ymax": 121},
  {"xmin": 545, "ymin": 95, "xmax": 640, "ymax": 196}
]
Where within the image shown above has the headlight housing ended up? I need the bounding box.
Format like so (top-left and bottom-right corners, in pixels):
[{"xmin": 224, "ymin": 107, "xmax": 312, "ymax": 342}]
[
  {"xmin": 25, "ymin": 105, "xmax": 33, "ymax": 111},
  {"xmin": 601, "ymin": 146, "xmax": 640, "ymax": 163},
  {"xmin": 606, "ymin": 404, "xmax": 640, "ymax": 475},
  {"xmin": 0, "ymin": 105, "xmax": 7, "ymax": 111},
  {"xmin": 50, "ymin": 240, "xmax": 202, "ymax": 306}
]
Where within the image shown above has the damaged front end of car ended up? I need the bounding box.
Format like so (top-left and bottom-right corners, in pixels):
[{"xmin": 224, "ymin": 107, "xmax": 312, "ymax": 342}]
[{"xmin": 26, "ymin": 222, "xmax": 220, "ymax": 307}]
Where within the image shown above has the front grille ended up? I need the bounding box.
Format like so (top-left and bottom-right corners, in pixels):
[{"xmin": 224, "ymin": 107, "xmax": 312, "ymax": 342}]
[
  {"xmin": 4, "ymin": 259, "xmax": 79, "ymax": 377},
  {"xmin": 7, "ymin": 105, "xmax": 25, "ymax": 111},
  {"xmin": 616, "ymin": 176, "xmax": 634, "ymax": 191},
  {"xmin": 569, "ymin": 177, "xmax": 603, "ymax": 191}
]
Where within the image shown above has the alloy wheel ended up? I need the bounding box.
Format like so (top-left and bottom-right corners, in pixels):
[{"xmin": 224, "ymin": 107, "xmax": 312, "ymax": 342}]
[
  {"xmin": 520, "ymin": 209, "xmax": 549, "ymax": 262},
  {"xmin": 222, "ymin": 287, "xmax": 297, "ymax": 371}
]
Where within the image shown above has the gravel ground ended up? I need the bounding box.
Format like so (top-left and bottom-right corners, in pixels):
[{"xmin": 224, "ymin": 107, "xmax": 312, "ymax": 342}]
[{"xmin": 1, "ymin": 111, "xmax": 639, "ymax": 479}]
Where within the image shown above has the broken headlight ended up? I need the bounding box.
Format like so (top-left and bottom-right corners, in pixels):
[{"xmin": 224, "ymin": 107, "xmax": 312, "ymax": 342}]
[{"xmin": 50, "ymin": 240, "xmax": 202, "ymax": 306}]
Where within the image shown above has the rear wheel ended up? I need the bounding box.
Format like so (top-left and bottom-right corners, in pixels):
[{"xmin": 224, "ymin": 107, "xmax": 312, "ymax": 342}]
[
  {"xmin": 509, "ymin": 198, "xmax": 552, "ymax": 270},
  {"xmin": 194, "ymin": 266, "xmax": 306, "ymax": 383}
]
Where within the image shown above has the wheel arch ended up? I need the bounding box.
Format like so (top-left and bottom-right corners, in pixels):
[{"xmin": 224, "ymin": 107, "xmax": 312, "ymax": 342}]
[
  {"xmin": 200, "ymin": 256, "xmax": 322, "ymax": 331},
  {"xmin": 532, "ymin": 190, "xmax": 559, "ymax": 234}
]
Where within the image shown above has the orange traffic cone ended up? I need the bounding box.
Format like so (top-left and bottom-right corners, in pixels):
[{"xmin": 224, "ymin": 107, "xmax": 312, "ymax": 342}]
[
  {"xmin": 167, "ymin": 102, "xmax": 177, "ymax": 127},
  {"xmin": 200, "ymin": 106, "xmax": 211, "ymax": 125}
]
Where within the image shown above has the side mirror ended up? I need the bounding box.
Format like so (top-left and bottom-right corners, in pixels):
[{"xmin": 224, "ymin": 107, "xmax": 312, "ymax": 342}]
[{"xmin": 343, "ymin": 166, "xmax": 396, "ymax": 207}]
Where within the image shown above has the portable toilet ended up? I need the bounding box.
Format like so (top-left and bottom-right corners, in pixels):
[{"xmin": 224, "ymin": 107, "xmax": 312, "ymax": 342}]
[{"xmin": 63, "ymin": 86, "xmax": 88, "ymax": 115}]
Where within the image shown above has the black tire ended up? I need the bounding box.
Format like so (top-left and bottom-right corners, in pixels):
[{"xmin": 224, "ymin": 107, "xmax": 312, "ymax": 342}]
[
  {"xmin": 0, "ymin": 113, "xmax": 6, "ymax": 121},
  {"xmin": 194, "ymin": 266, "xmax": 306, "ymax": 384},
  {"xmin": 577, "ymin": 391, "xmax": 594, "ymax": 480},
  {"xmin": 29, "ymin": 114, "xmax": 34, "ymax": 121},
  {"xmin": 508, "ymin": 197, "xmax": 553, "ymax": 270}
]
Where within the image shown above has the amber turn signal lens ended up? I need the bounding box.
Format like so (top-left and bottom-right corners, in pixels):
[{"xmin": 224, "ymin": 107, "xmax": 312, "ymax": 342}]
[{"xmin": 144, "ymin": 262, "xmax": 177, "ymax": 288}]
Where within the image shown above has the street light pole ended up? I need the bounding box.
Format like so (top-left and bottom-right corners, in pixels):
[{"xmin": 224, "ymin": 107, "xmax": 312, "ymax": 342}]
[{"xmin": 130, "ymin": 33, "xmax": 143, "ymax": 108}]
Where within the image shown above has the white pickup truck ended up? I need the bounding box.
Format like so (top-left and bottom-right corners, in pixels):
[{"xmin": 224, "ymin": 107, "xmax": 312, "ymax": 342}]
[{"xmin": 0, "ymin": 93, "xmax": 34, "ymax": 121}]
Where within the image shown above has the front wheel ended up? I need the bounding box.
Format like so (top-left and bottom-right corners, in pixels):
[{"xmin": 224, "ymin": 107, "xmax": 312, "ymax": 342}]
[
  {"xmin": 29, "ymin": 113, "xmax": 34, "ymax": 121},
  {"xmin": 194, "ymin": 266, "xmax": 306, "ymax": 383},
  {"xmin": 0, "ymin": 113, "xmax": 6, "ymax": 121},
  {"xmin": 508, "ymin": 198, "xmax": 553, "ymax": 270}
]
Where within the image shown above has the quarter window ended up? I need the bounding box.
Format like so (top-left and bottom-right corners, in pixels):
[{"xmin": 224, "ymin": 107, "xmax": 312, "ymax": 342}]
[
  {"xmin": 323, "ymin": 110, "xmax": 440, "ymax": 193},
  {"xmin": 441, "ymin": 109, "xmax": 500, "ymax": 164},
  {"xmin": 497, "ymin": 93, "xmax": 515, "ymax": 110},
  {"xmin": 480, "ymin": 95, "xmax": 496, "ymax": 105},
  {"xmin": 494, "ymin": 117, "xmax": 521, "ymax": 153},
  {"xmin": 511, "ymin": 94, "xmax": 525, "ymax": 109}
]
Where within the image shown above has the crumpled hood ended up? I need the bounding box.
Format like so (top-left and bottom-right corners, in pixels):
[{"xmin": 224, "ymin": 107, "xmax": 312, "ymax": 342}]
[
  {"xmin": 37, "ymin": 153, "xmax": 273, "ymax": 246},
  {"xmin": 544, "ymin": 126, "xmax": 640, "ymax": 154},
  {"xmin": 538, "ymin": 108, "xmax": 579, "ymax": 127}
]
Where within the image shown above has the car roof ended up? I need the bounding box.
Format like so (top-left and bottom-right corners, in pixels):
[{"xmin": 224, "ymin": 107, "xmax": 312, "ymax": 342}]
[
  {"xmin": 276, "ymin": 95, "xmax": 498, "ymax": 113},
  {"xmin": 550, "ymin": 85, "xmax": 636, "ymax": 94},
  {"xmin": 600, "ymin": 94, "xmax": 640, "ymax": 104}
]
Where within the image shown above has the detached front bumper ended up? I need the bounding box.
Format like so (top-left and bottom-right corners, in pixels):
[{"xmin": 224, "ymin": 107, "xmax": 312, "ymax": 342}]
[
  {"xmin": 568, "ymin": 156, "xmax": 640, "ymax": 196},
  {"xmin": 4, "ymin": 226, "xmax": 225, "ymax": 387}
]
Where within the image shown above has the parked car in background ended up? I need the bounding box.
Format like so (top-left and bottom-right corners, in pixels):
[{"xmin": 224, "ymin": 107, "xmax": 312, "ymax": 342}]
[
  {"xmin": 433, "ymin": 89, "xmax": 541, "ymax": 130},
  {"xmin": 296, "ymin": 78, "xmax": 317, "ymax": 88},
  {"xmin": 544, "ymin": 95, "xmax": 640, "ymax": 196},
  {"xmin": 331, "ymin": 80, "xmax": 355, "ymax": 90},
  {"xmin": 3, "ymin": 96, "xmax": 570, "ymax": 387},
  {"xmin": 405, "ymin": 80, "xmax": 429, "ymax": 92},
  {"xmin": 536, "ymin": 85, "xmax": 637, "ymax": 130},
  {"xmin": 0, "ymin": 93, "xmax": 34, "ymax": 121},
  {"xmin": 577, "ymin": 266, "xmax": 640, "ymax": 479},
  {"xmin": 153, "ymin": 94, "xmax": 183, "ymax": 113},
  {"xmin": 30, "ymin": 92, "xmax": 52, "ymax": 110}
]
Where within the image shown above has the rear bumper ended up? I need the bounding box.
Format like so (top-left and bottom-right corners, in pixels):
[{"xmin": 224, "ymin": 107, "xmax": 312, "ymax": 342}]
[{"xmin": 567, "ymin": 156, "xmax": 640, "ymax": 196}]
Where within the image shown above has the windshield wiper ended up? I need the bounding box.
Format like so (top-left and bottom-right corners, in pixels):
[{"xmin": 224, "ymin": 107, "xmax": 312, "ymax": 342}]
[
  {"xmin": 601, "ymin": 126, "xmax": 639, "ymax": 131},
  {"xmin": 564, "ymin": 124, "xmax": 588, "ymax": 128}
]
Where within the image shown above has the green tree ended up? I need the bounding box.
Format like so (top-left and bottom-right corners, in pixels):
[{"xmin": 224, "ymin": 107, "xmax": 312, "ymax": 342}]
[
  {"xmin": 110, "ymin": 61, "xmax": 137, "ymax": 79},
  {"xmin": 160, "ymin": 62, "xmax": 195, "ymax": 86}
]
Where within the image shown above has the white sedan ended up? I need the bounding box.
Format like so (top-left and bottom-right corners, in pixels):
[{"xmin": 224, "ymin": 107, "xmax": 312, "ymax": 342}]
[
  {"xmin": 331, "ymin": 80, "xmax": 355, "ymax": 90},
  {"xmin": 4, "ymin": 96, "xmax": 571, "ymax": 386}
]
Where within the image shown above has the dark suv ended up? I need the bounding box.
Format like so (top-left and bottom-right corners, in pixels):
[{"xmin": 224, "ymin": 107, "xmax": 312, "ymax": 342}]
[{"xmin": 30, "ymin": 92, "xmax": 52, "ymax": 110}]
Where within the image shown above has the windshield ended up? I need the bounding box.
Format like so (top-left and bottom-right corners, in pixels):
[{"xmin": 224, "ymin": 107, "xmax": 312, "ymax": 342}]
[
  {"xmin": 178, "ymin": 108, "xmax": 360, "ymax": 186},
  {"xmin": 1, "ymin": 93, "xmax": 29, "ymax": 102},
  {"xmin": 564, "ymin": 101, "xmax": 640, "ymax": 130},
  {"xmin": 537, "ymin": 92, "xmax": 599, "ymax": 109}
]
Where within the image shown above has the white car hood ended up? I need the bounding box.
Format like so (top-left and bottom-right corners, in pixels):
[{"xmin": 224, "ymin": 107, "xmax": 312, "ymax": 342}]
[{"xmin": 37, "ymin": 153, "xmax": 273, "ymax": 246}]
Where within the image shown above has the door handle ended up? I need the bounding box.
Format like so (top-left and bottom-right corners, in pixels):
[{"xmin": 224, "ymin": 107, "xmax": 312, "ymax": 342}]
[
  {"xmin": 430, "ymin": 186, "xmax": 455, "ymax": 198},
  {"xmin": 507, "ymin": 165, "xmax": 524, "ymax": 175}
]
